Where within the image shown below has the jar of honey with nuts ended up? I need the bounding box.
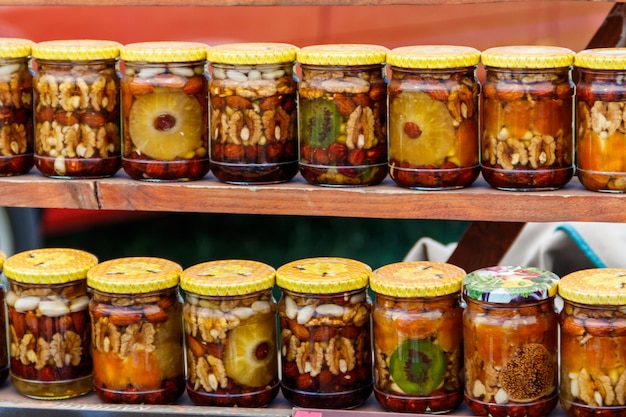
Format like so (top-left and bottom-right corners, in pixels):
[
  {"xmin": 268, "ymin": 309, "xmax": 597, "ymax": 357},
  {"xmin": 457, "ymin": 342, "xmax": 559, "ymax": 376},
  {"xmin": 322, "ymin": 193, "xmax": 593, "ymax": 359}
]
[
  {"xmin": 208, "ymin": 43, "xmax": 299, "ymax": 184},
  {"xmin": 297, "ymin": 44, "xmax": 388, "ymax": 186},
  {"xmin": 575, "ymin": 48, "xmax": 626, "ymax": 192},
  {"xmin": 32, "ymin": 40, "xmax": 122, "ymax": 178},
  {"xmin": 559, "ymin": 268, "xmax": 626, "ymax": 417},
  {"xmin": 0, "ymin": 38, "xmax": 34, "ymax": 176},
  {"xmin": 120, "ymin": 41, "xmax": 209, "ymax": 181},
  {"xmin": 4, "ymin": 248, "xmax": 98, "ymax": 399},
  {"xmin": 370, "ymin": 261, "xmax": 465, "ymax": 413},
  {"xmin": 0, "ymin": 251, "xmax": 8, "ymax": 386},
  {"xmin": 463, "ymin": 266, "xmax": 560, "ymax": 417},
  {"xmin": 387, "ymin": 45, "xmax": 480, "ymax": 189},
  {"xmin": 276, "ymin": 257, "xmax": 373, "ymax": 408},
  {"xmin": 481, "ymin": 46, "xmax": 575, "ymax": 190},
  {"xmin": 87, "ymin": 257, "xmax": 185, "ymax": 404},
  {"xmin": 180, "ymin": 259, "xmax": 279, "ymax": 407}
]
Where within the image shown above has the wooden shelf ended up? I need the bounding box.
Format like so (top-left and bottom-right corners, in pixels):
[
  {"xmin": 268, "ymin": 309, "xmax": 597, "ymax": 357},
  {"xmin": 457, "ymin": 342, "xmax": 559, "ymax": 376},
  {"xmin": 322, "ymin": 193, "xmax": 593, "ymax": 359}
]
[{"xmin": 2, "ymin": 171, "xmax": 626, "ymax": 222}]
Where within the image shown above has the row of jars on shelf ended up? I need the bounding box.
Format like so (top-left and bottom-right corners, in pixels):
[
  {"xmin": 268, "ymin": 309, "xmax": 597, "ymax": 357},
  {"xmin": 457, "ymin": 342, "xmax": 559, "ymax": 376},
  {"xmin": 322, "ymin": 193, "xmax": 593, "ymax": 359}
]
[
  {"xmin": 0, "ymin": 249, "xmax": 623, "ymax": 417},
  {"xmin": 0, "ymin": 38, "xmax": 625, "ymax": 191}
]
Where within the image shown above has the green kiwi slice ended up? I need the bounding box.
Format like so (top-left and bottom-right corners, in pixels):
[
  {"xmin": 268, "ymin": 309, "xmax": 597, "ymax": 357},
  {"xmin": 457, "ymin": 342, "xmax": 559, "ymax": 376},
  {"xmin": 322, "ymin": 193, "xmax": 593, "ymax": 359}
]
[
  {"xmin": 301, "ymin": 98, "xmax": 341, "ymax": 148},
  {"xmin": 389, "ymin": 338, "xmax": 447, "ymax": 395}
]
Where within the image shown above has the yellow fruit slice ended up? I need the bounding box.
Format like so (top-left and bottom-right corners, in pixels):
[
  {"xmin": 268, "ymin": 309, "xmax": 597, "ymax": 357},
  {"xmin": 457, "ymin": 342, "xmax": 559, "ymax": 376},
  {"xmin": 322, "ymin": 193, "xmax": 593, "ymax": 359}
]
[
  {"xmin": 129, "ymin": 91, "xmax": 203, "ymax": 160},
  {"xmin": 389, "ymin": 92, "xmax": 455, "ymax": 166}
]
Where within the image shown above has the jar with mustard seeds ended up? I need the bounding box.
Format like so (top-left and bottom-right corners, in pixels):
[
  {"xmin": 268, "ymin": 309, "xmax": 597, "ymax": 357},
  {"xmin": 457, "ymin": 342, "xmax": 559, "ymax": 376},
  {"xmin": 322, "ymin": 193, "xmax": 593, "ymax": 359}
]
[
  {"xmin": 0, "ymin": 38, "xmax": 34, "ymax": 176},
  {"xmin": 559, "ymin": 268, "xmax": 626, "ymax": 417},
  {"xmin": 120, "ymin": 41, "xmax": 209, "ymax": 181},
  {"xmin": 481, "ymin": 46, "xmax": 575, "ymax": 190},
  {"xmin": 276, "ymin": 257, "xmax": 372, "ymax": 409},
  {"xmin": 87, "ymin": 256, "xmax": 185, "ymax": 404},
  {"xmin": 387, "ymin": 45, "xmax": 480, "ymax": 189},
  {"xmin": 297, "ymin": 44, "xmax": 388, "ymax": 186},
  {"xmin": 0, "ymin": 251, "xmax": 8, "ymax": 386},
  {"xmin": 463, "ymin": 266, "xmax": 560, "ymax": 417},
  {"xmin": 181, "ymin": 259, "xmax": 279, "ymax": 407},
  {"xmin": 32, "ymin": 39, "xmax": 122, "ymax": 178},
  {"xmin": 208, "ymin": 42, "xmax": 299, "ymax": 184},
  {"xmin": 370, "ymin": 261, "xmax": 465, "ymax": 414},
  {"xmin": 4, "ymin": 248, "xmax": 98, "ymax": 399},
  {"xmin": 575, "ymin": 48, "xmax": 626, "ymax": 192}
]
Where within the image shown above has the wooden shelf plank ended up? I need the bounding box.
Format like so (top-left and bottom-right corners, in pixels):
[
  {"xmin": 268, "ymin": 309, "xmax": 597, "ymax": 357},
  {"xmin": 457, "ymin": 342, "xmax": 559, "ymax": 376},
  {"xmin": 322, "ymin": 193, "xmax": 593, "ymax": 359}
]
[{"xmin": 0, "ymin": 174, "xmax": 98, "ymax": 210}]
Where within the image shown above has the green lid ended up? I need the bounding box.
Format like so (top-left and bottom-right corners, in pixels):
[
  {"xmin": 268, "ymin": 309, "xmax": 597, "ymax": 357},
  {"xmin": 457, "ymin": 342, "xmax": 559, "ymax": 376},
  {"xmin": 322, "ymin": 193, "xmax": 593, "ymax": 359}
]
[{"xmin": 463, "ymin": 266, "xmax": 559, "ymax": 303}]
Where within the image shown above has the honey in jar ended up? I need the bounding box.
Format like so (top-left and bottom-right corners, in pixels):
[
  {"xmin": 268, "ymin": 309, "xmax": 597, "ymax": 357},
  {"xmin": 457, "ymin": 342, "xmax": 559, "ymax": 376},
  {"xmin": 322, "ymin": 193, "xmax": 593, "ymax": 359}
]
[
  {"xmin": 481, "ymin": 46, "xmax": 575, "ymax": 190},
  {"xmin": 276, "ymin": 257, "xmax": 373, "ymax": 408},
  {"xmin": 4, "ymin": 248, "xmax": 98, "ymax": 399},
  {"xmin": 87, "ymin": 257, "xmax": 185, "ymax": 404},
  {"xmin": 181, "ymin": 259, "xmax": 279, "ymax": 407},
  {"xmin": 463, "ymin": 266, "xmax": 560, "ymax": 417},
  {"xmin": 370, "ymin": 261, "xmax": 465, "ymax": 413}
]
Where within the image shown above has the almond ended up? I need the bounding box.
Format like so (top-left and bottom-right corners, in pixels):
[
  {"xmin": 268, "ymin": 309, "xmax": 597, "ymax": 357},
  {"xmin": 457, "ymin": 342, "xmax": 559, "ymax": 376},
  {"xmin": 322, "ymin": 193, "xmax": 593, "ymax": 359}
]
[
  {"xmin": 425, "ymin": 84, "xmax": 450, "ymax": 102},
  {"xmin": 312, "ymin": 148, "xmax": 330, "ymax": 165},
  {"xmin": 259, "ymin": 95, "xmax": 282, "ymax": 111},
  {"xmin": 205, "ymin": 342, "xmax": 225, "ymax": 359},
  {"xmin": 310, "ymin": 326, "xmax": 338, "ymax": 342},
  {"xmin": 347, "ymin": 148, "xmax": 365, "ymax": 166},
  {"xmin": 368, "ymin": 83, "xmax": 386, "ymax": 102},
  {"xmin": 109, "ymin": 307, "xmax": 142, "ymax": 326},
  {"xmin": 223, "ymin": 143, "xmax": 244, "ymax": 162},
  {"xmin": 495, "ymin": 85, "xmax": 525, "ymax": 101},
  {"xmin": 333, "ymin": 93, "xmax": 356, "ymax": 117},
  {"xmin": 157, "ymin": 296, "xmax": 176, "ymax": 310},
  {"xmin": 561, "ymin": 315, "xmax": 585, "ymax": 336},
  {"xmin": 288, "ymin": 320, "xmax": 310, "ymax": 341},
  {"xmin": 128, "ymin": 78, "xmax": 154, "ymax": 96},
  {"xmin": 183, "ymin": 75, "xmax": 205, "ymax": 95},
  {"xmin": 54, "ymin": 112, "xmax": 79, "ymax": 126},
  {"xmin": 143, "ymin": 304, "xmax": 168, "ymax": 323},
  {"xmin": 71, "ymin": 311, "xmax": 87, "ymax": 335},
  {"xmin": 327, "ymin": 143, "xmax": 347, "ymax": 164},
  {"xmin": 352, "ymin": 93, "xmax": 372, "ymax": 108},
  {"xmin": 210, "ymin": 95, "xmax": 224, "ymax": 110},
  {"xmin": 79, "ymin": 111, "xmax": 106, "ymax": 128},
  {"xmin": 41, "ymin": 316, "xmax": 55, "ymax": 341},
  {"xmin": 24, "ymin": 310, "xmax": 39, "ymax": 339},
  {"xmin": 57, "ymin": 315, "xmax": 74, "ymax": 334},
  {"xmin": 186, "ymin": 334, "xmax": 206, "ymax": 358},
  {"xmin": 340, "ymin": 325, "xmax": 360, "ymax": 339},
  {"xmin": 36, "ymin": 106, "xmax": 55, "ymax": 122},
  {"xmin": 10, "ymin": 309, "xmax": 26, "ymax": 339},
  {"xmin": 225, "ymin": 95, "xmax": 253, "ymax": 110}
]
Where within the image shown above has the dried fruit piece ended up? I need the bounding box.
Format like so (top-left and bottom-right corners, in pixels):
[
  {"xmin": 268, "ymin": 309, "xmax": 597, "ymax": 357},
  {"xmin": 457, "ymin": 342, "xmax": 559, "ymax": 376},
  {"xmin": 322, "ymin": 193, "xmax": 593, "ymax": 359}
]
[
  {"xmin": 389, "ymin": 338, "xmax": 446, "ymax": 395},
  {"xmin": 301, "ymin": 99, "xmax": 341, "ymax": 149},
  {"xmin": 224, "ymin": 319, "xmax": 277, "ymax": 387}
]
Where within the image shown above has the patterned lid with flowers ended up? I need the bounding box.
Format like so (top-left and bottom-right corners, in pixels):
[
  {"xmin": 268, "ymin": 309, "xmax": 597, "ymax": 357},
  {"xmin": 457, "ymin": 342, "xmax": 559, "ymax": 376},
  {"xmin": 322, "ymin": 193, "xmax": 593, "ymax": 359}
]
[
  {"xmin": 207, "ymin": 42, "xmax": 298, "ymax": 65},
  {"xmin": 481, "ymin": 45, "xmax": 575, "ymax": 69},
  {"xmin": 387, "ymin": 45, "xmax": 481, "ymax": 69},
  {"xmin": 4, "ymin": 248, "xmax": 98, "ymax": 284},
  {"xmin": 463, "ymin": 265, "xmax": 559, "ymax": 303},
  {"xmin": 575, "ymin": 48, "xmax": 626, "ymax": 70},
  {"xmin": 0, "ymin": 38, "xmax": 33, "ymax": 59},
  {"xmin": 181, "ymin": 259, "xmax": 275, "ymax": 296},
  {"xmin": 32, "ymin": 39, "xmax": 122, "ymax": 61},
  {"xmin": 370, "ymin": 261, "xmax": 465, "ymax": 298},
  {"xmin": 276, "ymin": 257, "xmax": 370, "ymax": 294},
  {"xmin": 297, "ymin": 44, "xmax": 388, "ymax": 66},
  {"xmin": 559, "ymin": 268, "xmax": 626, "ymax": 305},
  {"xmin": 121, "ymin": 41, "xmax": 208, "ymax": 63},
  {"xmin": 87, "ymin": 256, "xmax": 181, "ymax": 294}
]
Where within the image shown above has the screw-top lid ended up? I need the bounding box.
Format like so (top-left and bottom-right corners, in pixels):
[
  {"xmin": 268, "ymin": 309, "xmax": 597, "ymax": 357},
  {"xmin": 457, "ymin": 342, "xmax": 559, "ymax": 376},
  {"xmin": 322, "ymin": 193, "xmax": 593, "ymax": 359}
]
[
  {"xmin": 32, "ymin": 39, "xmax": 121, "ymax": 61},
  {"xmin": 87, "ymin": 256, "xmax": 181, "ymax": 294},
  {"xmin": 181, "ymin": 259, "xmax": 275, "ymax": 296},
  {"xmin": 387, "ymin": 45, "xmax": 480, "ymax": 69},
  {"xmin": 121, "ymin": 41, "xmax": 208, "ymax": 63},
  {"xmin": 481, "ymin": 45, "xmax": 575, "ymax": 69},
  {"xmin": 463, "ymin": 265, "xmax": 559, "ymax": 303},
  {"xmin": 370, "ymin": 261, "xmax": 465, "ymax": 297},
  {"xmin": 207, "ymin": 42, "xmax": 298, "ymax": 65},
  {"xmin": 0, "ymin": 38, "xmax": 33, "ymax": 59},
  {"xmin": 297, "ymin": 44, "xmax": 388, "ymax": 66},
  {"xmin": 276, "ymin": 257, "xmax": 370, "ymax": 294},
  {"xmin": 559, "ymin": 268, "xmax": 626, "ymax": 305},
  {"xmin": 575, "ymin": 48, "xmax": 626, "ymax": 70},
  {"xmin": 4, "ymin": 248, "xmax": 98, "ymax": 284}
]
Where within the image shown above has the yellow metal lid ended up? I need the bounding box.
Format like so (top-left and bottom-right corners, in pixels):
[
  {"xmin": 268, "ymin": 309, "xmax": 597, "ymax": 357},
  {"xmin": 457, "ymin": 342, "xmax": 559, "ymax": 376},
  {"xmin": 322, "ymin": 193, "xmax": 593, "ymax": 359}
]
[
  {"xmin": 276, "ymin": 257, "xmax": 370, "ymax": 294},
  {"xmin": 387, "ymin": 45, "xmax": 480, "ymax": 69},
  {"xmin": 0, "ymin": 38, "xmax": 33, "ymax": 59},
  {"xmin": 32, "ymin": 39, "xmax": 121, "ymax": 61},
  {"xmin": 0, "ymin": 250, "xmax": 5, "ymax": 271},
  {"xmin": 121, "ymin": 41, "xmax": 208, "ymax": 63},
  {"xmin": 181, "ymin": 259, "xmax": 275, "ymax": 296},
  {"xmin": 559, "ymin": 268, "xmax": 626, "ymax": 305},
  {"xmin": 575, "ymin": 48, "xmax": 626, "ymax": 70},
  {"xmin": 481, "ymin": 45, "xmax": 574, "ymax": 69},
  {"xmin": 87, "ymin": 256, "xmax": 181, "ymax": 294},
  {"xmin": 207, "ymin": 42, "xmax": 298, "ymax": 65},
  {"xmin": 370, "ymin": 261, "xmax": 465, "ymax": 297},
  {"xmin": 297, "ymin": 44, "xmax": 388, "ymax": 66},
  {"xmin": 4, "ymin": 248, "xmax": 98, "ymax": 284}
]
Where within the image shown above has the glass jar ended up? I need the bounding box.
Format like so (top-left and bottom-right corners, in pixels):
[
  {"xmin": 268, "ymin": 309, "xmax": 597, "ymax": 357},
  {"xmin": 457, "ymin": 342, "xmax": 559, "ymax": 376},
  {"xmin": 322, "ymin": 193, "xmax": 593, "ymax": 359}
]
[
  {"xmin": 297, "ymin": 44, "xmax": 388, "ymax": 186},
  {"xmin": 32, "ymin": 40, "xmax": 122, "ymax": 178},
  {"xmin": 481, "ymin": 46, "xmax": 575, "ymax": 190},
  {"xmin": 370, "ymin": 261, "xmax": 465, "ymax": 413},
  {"xmin": 463, "ymin": 266, "xmax": 560, "ymax": 417},
  {"xmin": 3, "ymin": 248, "xmax": 98, "ymax": 399},
  {"xmin": 120, "ymin": 41, "xmax": 209, "ymax": 181},
  {"xmin": 558, "ymin": 268, "xmax": 626, "ymax": 417},
  {"xmin": 575, "ymin": 48, "xmax": 626, "ymax": 192},
  {"xmin": 276, "ymin": 257, "xmax": 372, "ymax": 408},
  {"xmin": 208, "ymin": 42, "xmax": 299, "ymax": 184},
  {"xmin": 87, "ymin": 256, "xmax": 185, "ymax": 404},
  {"xmin": 0, "ymin": 38, "xmax": 34, "ymax": 176},
  {"xmin": 180, "ymin": 259, "xmax": 279, "ymax": 407},
  {"xmin": 0, "ymin": 251, "xmax": 7, "ymax": 386},
  {"xmin": 387, "ymin": 45, "xmax": 480, "ymax": 190}
]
